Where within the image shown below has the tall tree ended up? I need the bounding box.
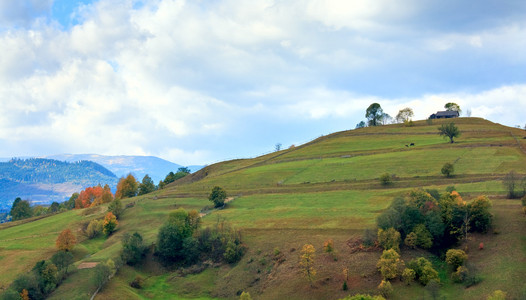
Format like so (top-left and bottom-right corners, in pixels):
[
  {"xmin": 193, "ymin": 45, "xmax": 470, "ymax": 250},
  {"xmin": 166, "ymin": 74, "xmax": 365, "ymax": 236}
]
[
  {"xmin": 56, "ymin": 229, "xmax": 76, "ymax": 252},
  {"xmin": 209, "ymin": 186, "xmax": 227, "ymax": 208},
  {"xmin": 138, "ymin": 174, "xmax": 156, "ymax": 195},
  {"xmin": 115, "ymin": 174, "xmax": 139, "ymax": 199},
  {"xmin": 444, "ymin": 102, "xmax": 461, "ymax": 114},
  {"xmin": 438, "ymin": 122, "xmax": 460, "ymax": 143},
  {"xmin": 103, "ymin": 212, "xmax": 118, "ymax": 236},
  {"xmin": 366, "ymin": 103, "xmax": 384, "ymax": 126},
  {"xmin": 10, "ymin": 197, "xmax": 32, "ymax": 221},
  {"xmin": 300, "ymin": 244, "xmax": 316, "ymax": 287}
]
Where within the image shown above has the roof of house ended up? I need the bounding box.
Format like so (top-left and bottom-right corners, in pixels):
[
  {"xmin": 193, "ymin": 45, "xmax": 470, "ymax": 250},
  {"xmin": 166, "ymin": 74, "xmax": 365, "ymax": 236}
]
[{"xmin": 435, "ymin": 110, "xmax": 459, "ymax": 117}]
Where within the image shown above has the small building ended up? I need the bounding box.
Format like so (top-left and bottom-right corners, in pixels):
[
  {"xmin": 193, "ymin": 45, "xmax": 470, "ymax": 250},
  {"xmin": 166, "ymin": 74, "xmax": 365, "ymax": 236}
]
[{"xmin": 429, "ymin": 111, "xmax": 459, "ymax": 119}]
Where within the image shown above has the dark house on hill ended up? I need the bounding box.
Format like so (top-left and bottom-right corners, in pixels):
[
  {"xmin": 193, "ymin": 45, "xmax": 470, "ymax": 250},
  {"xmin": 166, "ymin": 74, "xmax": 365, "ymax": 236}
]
[{"xmin": 429, "ymin": 111, "xmax": 459, "ymax": 119}]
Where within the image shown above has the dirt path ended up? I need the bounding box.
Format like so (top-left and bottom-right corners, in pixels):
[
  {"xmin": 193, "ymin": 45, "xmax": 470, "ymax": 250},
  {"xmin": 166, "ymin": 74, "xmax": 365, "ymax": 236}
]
[
  {"xmin": 199, "ymin": 197, "xmax": 234, "ymax": 217},
  {"xmin": 77, "ymin": 262, "xmax": 98, "ymax": 269}
]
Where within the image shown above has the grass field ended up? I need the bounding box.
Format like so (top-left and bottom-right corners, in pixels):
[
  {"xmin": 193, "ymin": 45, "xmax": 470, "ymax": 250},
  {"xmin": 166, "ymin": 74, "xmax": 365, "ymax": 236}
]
[{"xmin": 1, "ymin": 118, "xmax": 526, "ymax": 299}]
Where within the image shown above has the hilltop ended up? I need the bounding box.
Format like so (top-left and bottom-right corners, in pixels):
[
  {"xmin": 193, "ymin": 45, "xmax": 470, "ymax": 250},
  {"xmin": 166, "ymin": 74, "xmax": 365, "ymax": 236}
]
[{"xmin": 0, "ymin": 118, "xmax": 525, "ymax": 300}]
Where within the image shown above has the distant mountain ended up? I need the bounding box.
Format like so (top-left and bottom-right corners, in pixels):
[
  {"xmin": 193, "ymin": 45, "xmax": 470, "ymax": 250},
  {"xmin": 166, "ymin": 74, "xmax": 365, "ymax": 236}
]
[
  {"xmin": 0, "ymin": 158, "xmax": 118, "ymax": 212},
  {"xmin": 43, "ymin": 154, "xmax": 203, "ymax": 183}
]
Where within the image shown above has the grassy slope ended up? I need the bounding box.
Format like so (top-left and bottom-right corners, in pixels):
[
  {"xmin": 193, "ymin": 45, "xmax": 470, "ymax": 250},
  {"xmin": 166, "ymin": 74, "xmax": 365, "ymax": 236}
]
[{"xmin": 1, "ymin": 118, "xmax": 525, "ymax": 299}]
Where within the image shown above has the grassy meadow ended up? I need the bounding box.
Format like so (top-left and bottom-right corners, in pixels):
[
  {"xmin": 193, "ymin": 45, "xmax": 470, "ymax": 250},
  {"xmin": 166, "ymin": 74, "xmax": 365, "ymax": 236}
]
[{"xmin": 1, "ymin": 117, "xmax": 525, "ymax": 299}]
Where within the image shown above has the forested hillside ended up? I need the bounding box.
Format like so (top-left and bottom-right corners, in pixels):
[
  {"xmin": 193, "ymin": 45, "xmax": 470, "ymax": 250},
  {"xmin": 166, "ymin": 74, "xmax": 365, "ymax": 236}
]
[{"xmin": 0, "ymin": 159, "xmax": 117, "ymax": 211}]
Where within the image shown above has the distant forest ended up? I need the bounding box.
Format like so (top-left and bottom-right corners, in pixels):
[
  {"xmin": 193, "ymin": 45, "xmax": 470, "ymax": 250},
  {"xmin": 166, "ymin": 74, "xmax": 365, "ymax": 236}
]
[{"xmin": 0, "ymin": 158, "xmax": 118, "ymax": 212}]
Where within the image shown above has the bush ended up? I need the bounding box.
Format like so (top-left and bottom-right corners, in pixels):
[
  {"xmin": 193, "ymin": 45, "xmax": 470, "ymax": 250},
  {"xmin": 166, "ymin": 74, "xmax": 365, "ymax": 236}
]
[
  {"xmin": 402, "ymin": 268, "xmax": 416, "ymax": 285},
  {"xmin": 404, "ymin": 232, "xmax": 417, "ymax": 249},
  {"xmin": 129, "ymin": 276, "xmax": 144, "ymax": 289},
  {"xmin": 469, "ymin": 196, "xmax": 493, "ymax": 233},
  {"xmin": 377, "ymin": 280, "xmax": 393, "ymax": 298},
  {"xmin": 377, "ymin": 228, "xmax": 401, "ymax": 252},
  {"xmin": 487, "ymin": 290, "xmax": 507, "ymax": 300},
  {"xmin": 362, "ymin": 228, "xmax": 377, "ymax": 247},
  {"xmin": 445, "ymin": 249, "xmax": 468, "ymax": 270},
  {"xmin": 376, "ymin": 249, "xmax": 403, "ymax": 280},
  {"xmin": 86, "ymin": 219, "xmax": 103, "ymax": 238},
  {"xmin": 379, "ymin": 173, "xmax": 392, "ymax": 186},
  {"xmin": 107, "ymin": 199, "xmax": 124, "ymax": 219},
  {"xmin": 407, "ymin": 257, "xmax": 439, "ymax": 285},
  {"xmin": 451, "ymin": 265, "xmax": 468, "ymax": 283},
  {"xmin": 414, "ymin": 224, "xmax": 433, "ymax": 249}
]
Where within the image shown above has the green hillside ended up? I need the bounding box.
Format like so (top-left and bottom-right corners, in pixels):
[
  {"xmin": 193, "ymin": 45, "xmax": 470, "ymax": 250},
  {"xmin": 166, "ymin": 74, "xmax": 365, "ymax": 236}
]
[{"xmin": 1, "ymin": 118, "xmax": 525, "ymax": 300}]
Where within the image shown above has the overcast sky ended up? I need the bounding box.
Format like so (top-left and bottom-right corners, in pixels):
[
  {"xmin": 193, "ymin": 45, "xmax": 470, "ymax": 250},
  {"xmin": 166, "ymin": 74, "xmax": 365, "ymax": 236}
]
[{"xmin": 0, "ymin": 0, "xmax": 525, "ymax": 165}]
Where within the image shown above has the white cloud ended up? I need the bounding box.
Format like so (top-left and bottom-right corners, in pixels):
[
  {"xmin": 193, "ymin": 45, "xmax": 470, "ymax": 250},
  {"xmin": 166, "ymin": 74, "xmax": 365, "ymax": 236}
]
[{"xmin": 0, "ymin": 0, "xmax": 525, "ymax": 164}]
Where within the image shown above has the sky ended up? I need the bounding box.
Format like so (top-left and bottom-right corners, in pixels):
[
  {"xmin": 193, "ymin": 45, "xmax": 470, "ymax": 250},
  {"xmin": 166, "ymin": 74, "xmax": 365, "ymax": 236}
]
[{"xmin": 0, "ymin": 0, "xmax": 525, "ymax": 166}]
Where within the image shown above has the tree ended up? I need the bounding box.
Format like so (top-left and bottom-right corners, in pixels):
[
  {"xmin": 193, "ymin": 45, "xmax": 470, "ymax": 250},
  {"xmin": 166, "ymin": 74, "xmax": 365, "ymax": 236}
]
[
  {"xmin": 275, "ymin": 143, "xmax": 282, "ymax": 152},
  {"xmin": 177, "ymin": 167, "xmax": 191, "ymax": 174},
  {"xmin": 115, "ymin": 174, "xmax": 139, "ymax": 199},
  {"xmin": 404, "ymin": 232, "xmax": 417, "ymax": 249},
  {"xmin": 86, "ymin": 219, "xmax": 103, "ymax": 238},
  {"xmin": 413, "ymin": 224, "xmax": 433, "ymax": 249},
  {"xmin": 209, "ymin": 186, "xmax": 227, "ymax": 208},
  {"xmin": 407, "ymin": 257, "xmax": 439, "ymax": 285},
  {"xmin": 438, "ymin": 122, "xmax": 460, "ymax": 143},
  {"xmin": 502, "ymin": 171, "xmax": 520, "ymax": 198},
  {"xmin": 377, "ymin": 249, "xmax": 404, "ymax": 280},
  {"xmin": 366, "ymin": 103, "xmax": 385, "ymax": 126},
  {"xmin": 395, "ymin": 107, "xmax": 414, "ymax": 123},
  {"xmin": 51, "ymin": 251, "xmax": 74, "ymax": 274},
  {"xmin": 49, "ymin": 202, "xmax": 60, "ymax": 213},
  {"xmin": 101, "ymin": 184, "xmax": 113, "ymax": 204},
  {"xmin": 65, "ymin": 193, "xmax": 78, "ymax": 210},
  {"xmin": 444, "ymin": 102, "xmax": 461, "ymax": 114},
  {"xmin": 156, "ymin": 209, "xmax": 197, "ymax": 265},
  {"xmin": 103, "ymin": 212, "xmax": 118, "ymax": 236},
  {"xmin": 441, "ymin": 162, "xmax": 454, "ymax": 177},
  {"xmin": 76, "ymin": 186, "xmax": 104, "ymax": 208},
  {"xmin": 355, "ymin": 121, "xmax": 366, "ymax": 129},
  {"xmin": 108, "ymin": 199, "xmax": 124, "ymax": 219},
  {"xmin": 93, "ymin": 261, "xmax": 113, "ymax": 290},
  {"xmin": 138, "ymin": 174, "xmax": 156, "ymax": 195},
  {"xmin": 56, "ymin": 229, "xmax": 76, "ymax": 252},
  {"xmin": 9, "ymin": 197, "xmax": 32, "ymax": 221},
  {"xmin": 300, "ymin": 244, "xmax": 316, "ymax": 286},
  {"xmin": 468, "ymin": 195, "xmax": 493, "ymax": 233},
  {"xmin": 121, "ymin": 232, "xmax": 147, "ymax": 265},
  {"xmin": 445, "ymin": 249, "xmax": 467, "ymax": 270},
  {"xmin": 377, "ymin": 228, "xmax": 401, "ymax": 252}
]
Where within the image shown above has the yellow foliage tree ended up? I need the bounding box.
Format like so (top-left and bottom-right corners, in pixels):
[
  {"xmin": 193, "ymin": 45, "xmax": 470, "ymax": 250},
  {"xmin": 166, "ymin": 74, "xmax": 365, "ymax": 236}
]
[{"xmin": 300, "ymin": 244, "xmax": 316, "ymax": 286}]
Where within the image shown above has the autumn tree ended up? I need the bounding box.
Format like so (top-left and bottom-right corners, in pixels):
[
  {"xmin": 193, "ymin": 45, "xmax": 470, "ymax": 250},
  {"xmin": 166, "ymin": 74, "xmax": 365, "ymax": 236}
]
[
  {"xmin": 377, "ymin": 249, "xmax": 404, "ymax": 280},
  {"xmin": 103, "ymin": 212, "xmax": 118, "ymax": 236},
  {"xmin": 395, "ymin": 107, "xmax": 414, "ymax": 123},
  {"xmin": 138, "ymin": 174, "xmax": 156, "ymax": 195},
  {"xmin": 10, "ymin": 197, "xmax": 32, "ymax": 221},
  {"xmin": 377, "ymin": 228, "xmax": 401, "ymax": 252},
  {"xmin": 115, "ymin": 174, "xmax": 139, "ymax": 199},
  {"xmin": 209, "ymin": 186, "xmax": 227, "ymax": 208},
  {"xmin": 75, "ymin": 186, "xmax": 103, "ymax": 208},
  {"xmin": 101, "ymin": 184, "xmax": 114, "ymax": 203},
  {"xmin": 438, "ymin": 122, "xmax": 460, "ymax": 143},
  {"xmin": 445, "ymin": 249, "xmax": 467, "ymax": 270},
  {"xmin": 56, "ymin": 229, "xmax": 76, "ymax": 252},
  {"xmin": 300, "ymin": 244, "xmax": 316, "ymax": 287}
]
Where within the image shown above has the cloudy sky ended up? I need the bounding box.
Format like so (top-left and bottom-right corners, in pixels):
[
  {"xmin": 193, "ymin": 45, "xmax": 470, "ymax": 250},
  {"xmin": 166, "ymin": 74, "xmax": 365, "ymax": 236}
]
[{"xmin": 0, "ymin": 0, "xmax": 525, "ymax": 165}]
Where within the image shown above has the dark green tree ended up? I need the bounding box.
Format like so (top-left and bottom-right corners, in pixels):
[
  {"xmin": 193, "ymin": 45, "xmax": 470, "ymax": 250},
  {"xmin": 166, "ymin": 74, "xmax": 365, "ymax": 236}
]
[
  {"xmin": 441, "ymin": 162, "xmax": 454, "ymax": 177},
  {"xmin": 365, "ymin": 103, "xmax": 384, "ymax": 126},
  {"xmin": 49, "ymin": 202, "xmax": 60, "ymax": 213},
  {"xmin": 138, "ymin": 174, "xmax": 156, "ymax": 195},
  {"xmin": 156, "ymin": 209, "xmax": 195, "ymax": 265},
  {"xmin": 65, "ymin": 193, "xmax": 78, "ymax": 210},
  {"xmin": 10, "ymin": 197, "xmax": 32, "ymax": 221},
  {"xmin": 438, "ymin": 122, "xmax": 460, "ymax": 143},
  {"xmin": 209, "ymin": 186, "xmax": 227, "ymax": 208},
  {"xmin": 108, "ymin": 199, "xmax": 124, "ymax": 219},
  {"xmin": 355, "ymin": 121, "xmax": 366, "ymax": 129},
  {"xmin": 121, "ymin": 232, "xmax": 147, "ymax": 265},
  {"xmin": 51, "ymin": 251, "xmax": 74, "ymax": 274}
]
